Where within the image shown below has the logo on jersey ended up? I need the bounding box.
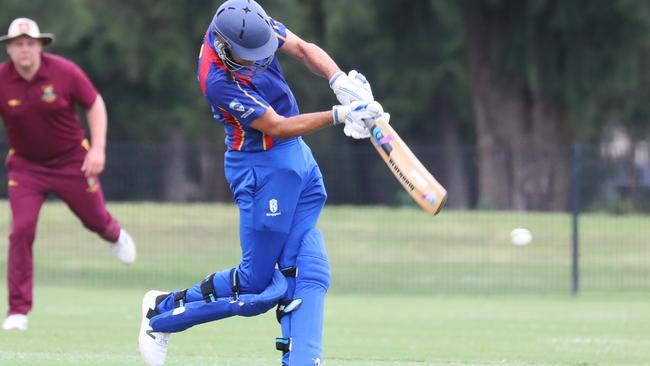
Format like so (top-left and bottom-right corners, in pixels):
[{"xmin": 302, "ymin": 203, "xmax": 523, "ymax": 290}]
[
  {"xmin": 241, "ymin": 108, "xmax": 255, "ymax": 119},
  {"xmin": 266, "ymin": 198, "xmax": 282, "ymax": 217},
  {"xmin": 312, "ymin": 358, "xmax": 321, "ymax": 366},
  {"xmin": 7, "ymin": 99, "xmax": 21, "ymax": 107},
  {"xmin": 42, "ymin": 85, "xmax": 57, "ymax": 103},
  {"xmin": 229, "ymin": 99, "xmax": 245, "ymax": 112}
]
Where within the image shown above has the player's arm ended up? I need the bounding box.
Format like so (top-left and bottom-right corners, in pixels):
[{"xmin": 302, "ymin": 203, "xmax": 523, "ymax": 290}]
[
  {"xmin": 280, "ymin": 29, "xmax": 340, "ymax": 80},
  {"xmin": 280, "ymin": 29, "xmax": 373, "ymax": 106},
  {"xmin": 251, "ymin": 108, "xmax": 334, "ymax": 140},
  {"xmin": 82, "ymin": 94, "xmax": 108, "ymax": 177},
  {"xmin": 251, "ymin": 102, "xmax": 384, "ymax": 140}
]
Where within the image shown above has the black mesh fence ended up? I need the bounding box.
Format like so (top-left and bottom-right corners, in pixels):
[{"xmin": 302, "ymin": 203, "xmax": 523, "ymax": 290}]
[{"xmin": 0, "ymin": 141, "xmax": 648, "ymax": 295}]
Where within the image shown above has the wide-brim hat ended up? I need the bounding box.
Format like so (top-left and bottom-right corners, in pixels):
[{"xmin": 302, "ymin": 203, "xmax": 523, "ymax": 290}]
[{"xmin": 0, "ymin": 18, "xmax": 54, "ymax": 45}]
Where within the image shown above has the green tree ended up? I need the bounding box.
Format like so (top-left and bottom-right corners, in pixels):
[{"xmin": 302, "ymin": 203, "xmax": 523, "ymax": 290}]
[{"xmin": 462, "ymin": 0, "xmax": 650, "ymax": 210}]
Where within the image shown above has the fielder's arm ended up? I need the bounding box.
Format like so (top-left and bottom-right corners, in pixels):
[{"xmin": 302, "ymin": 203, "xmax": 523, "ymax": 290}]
[{"xmin": 82, "ymin": 94, "xmax": 108, "ymax": 177}]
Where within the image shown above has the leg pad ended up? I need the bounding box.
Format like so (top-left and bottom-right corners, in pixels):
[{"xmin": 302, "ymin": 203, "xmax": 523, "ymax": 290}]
[{"xmin": 150, "ymin": 270, "xmax": 287, "ymax": 333}]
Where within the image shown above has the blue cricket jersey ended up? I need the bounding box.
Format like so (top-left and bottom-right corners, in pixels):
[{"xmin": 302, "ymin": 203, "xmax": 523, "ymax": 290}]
[{"xmin": 198, "ymin": 19, "xmax": 300, "ymax": 152}]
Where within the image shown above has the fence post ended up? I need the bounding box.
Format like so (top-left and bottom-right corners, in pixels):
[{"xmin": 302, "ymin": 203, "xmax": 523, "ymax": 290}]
[{"xmin": 571, "ymin": 143, "xmax": 582, "ymax": 296}]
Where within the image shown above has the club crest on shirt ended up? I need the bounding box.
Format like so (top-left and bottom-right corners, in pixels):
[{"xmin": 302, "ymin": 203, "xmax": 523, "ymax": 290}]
[
  {"xmin": 229, "ymin": 99, "xmax": 245, "ymax": 112},
  {"xmin": 7, "ymin": 99, "xmax": 21, "ymax": 107},
  {"xmin": 42, "ymin": 85, "xmax": 57, "ymax": 103},
  {"xmin": 86, "ymin": 177, "xmax": 99, "ymax": 193}
]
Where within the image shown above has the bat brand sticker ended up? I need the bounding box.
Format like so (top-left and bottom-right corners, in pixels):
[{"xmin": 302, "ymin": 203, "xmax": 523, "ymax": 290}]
[
  {"xmin": 422, "ymin": 192, "xmax": 437, "ymax": 205},
  {"xmin": 410, "ymin": 169, "xmax": 429, "ymax": 189},
  {"xmin": 388, "ymin": 158, "xmax": 416, "ymax": 192},
  {"xmin": 371, "ymin": 126, "xmax": 393, "ymax": 155}
]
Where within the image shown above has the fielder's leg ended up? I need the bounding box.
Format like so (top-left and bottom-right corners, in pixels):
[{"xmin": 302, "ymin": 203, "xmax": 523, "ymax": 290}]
[
  {"xmin": 50, "ymin": 154, "xmax": 133, "ymax": 263},
  {"xmin": 5, "ymin": 159, "xmax": 47, "ymax": 326}
]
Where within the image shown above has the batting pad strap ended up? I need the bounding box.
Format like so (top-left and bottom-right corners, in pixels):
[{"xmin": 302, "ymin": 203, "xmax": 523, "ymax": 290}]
[
  {"xmin": 280, "ymin": 266, "xmax": 296, "ymax": 278},
  {"xmin": 173, "ymin": 289, "xmax": 188, "ymax": 308},
  {"xmin": 200, "ymin": 273, "xmax": 217, "ymax": 303},
  {"xmin": 229, "ymin": 268, "xmax": 240, "ymax": 300},
  {"xmin": 276, "ymin": 298, "xmax": 302, "ymax": 323},
  {"xmin": 275, "ymin": 337, "xmax": 290, "ymax": 355},
  {"xmin": 149, "ymin": 270, "xmax": 288, "ymax": 333},
  {"xmin": 146, "ymin": 292, "xmax": 171, "ymax": 318},
  {"xmin": 146, "ymin": 308, "xmax": 159, "ymax": 320}
]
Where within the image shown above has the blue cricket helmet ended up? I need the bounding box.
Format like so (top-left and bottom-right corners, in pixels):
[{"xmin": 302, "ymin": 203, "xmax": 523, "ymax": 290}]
[{"xmin": 210, "ymin": 0, "xmax": 278, "ymax": 77}]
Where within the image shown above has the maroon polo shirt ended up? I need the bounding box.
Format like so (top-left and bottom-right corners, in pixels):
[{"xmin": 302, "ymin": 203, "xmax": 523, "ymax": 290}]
[{"xmin": 0, "ymin": 53, "xmax": 98, "ymax": 161}]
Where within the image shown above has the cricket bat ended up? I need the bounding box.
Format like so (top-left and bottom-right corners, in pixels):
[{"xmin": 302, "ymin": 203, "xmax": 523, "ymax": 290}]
[{"xmin": 365, "ymin": 117, "xmax": 447, "ymax": 215}]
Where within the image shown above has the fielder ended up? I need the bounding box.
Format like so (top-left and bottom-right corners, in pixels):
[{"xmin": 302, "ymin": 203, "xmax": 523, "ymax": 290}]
[
  {"xmin": 0, "ymin": 18, "xmax": 136, "ymax": 331},
  {"xmin": 138, "ymin": 1, "xmax": 384, "ymax": 365}
]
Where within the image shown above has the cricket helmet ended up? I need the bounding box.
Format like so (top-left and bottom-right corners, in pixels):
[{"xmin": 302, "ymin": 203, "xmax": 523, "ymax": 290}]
[{"xmin": 209, "ymin": 0, "xmax": 278, "ymax": 77}]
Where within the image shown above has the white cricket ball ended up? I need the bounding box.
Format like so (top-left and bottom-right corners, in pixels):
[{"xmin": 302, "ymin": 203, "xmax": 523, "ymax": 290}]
[{"xmin": 510, "ymin": 228, "xmax": 532, "ymax": 246}]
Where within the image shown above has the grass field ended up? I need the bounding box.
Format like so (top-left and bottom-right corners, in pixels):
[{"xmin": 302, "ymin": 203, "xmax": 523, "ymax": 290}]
[{"xmin": 0, "ymin": 201, "xmax": 649, "ymax": 365}]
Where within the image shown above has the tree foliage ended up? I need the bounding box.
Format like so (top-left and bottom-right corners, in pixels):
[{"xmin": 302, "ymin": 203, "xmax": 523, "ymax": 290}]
[
  {"xmin": 2, "ymin": 1, "xmax": 650, "ymax": 207},
  {"xmin": 1, "ymin": 0, "xmax": 650, "ymax": 142},
  {"xmin": 486, "ymin": 0, "xmax": 650, "ymax": 138}
]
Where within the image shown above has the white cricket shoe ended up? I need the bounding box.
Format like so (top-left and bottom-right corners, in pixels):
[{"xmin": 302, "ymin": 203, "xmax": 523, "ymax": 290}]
[
  {"xmin": 112, "ymin": 229, "xmax": 136, "ymax": 264},
  {"xmin": 2, "ymin": 314, "xmax": 28, "ymax": 331},
  {"xmin": 139, "ymin": 290, "xmax": 170, "ymax": 366}
]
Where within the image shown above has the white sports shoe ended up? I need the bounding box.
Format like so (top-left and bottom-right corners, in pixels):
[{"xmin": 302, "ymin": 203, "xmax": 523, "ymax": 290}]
[
  {"xmin": 111, "ymin": 229, "xmax": 136, "ymax": 264},
  {"xmin": 2, "ymin": 314, "xmax": 28, "ymax": 331},
  {"xmin": 139, "ymin": 290, "xmax": 170, "ymax": 366}
]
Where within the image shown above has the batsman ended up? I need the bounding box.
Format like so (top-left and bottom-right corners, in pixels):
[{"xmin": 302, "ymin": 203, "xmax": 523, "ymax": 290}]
[{"xmin": 138, "ymin": 0, "xmax": 388, "ymax": 365}]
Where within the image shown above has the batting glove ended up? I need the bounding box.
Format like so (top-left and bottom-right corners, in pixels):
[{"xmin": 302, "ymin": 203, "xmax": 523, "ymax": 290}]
[
  {"xmin": 329, "ymin": 70, "xmax": 374, "ymax": 105},
  {"xmin": 332, "ymin": 101, "xmax": 384, "ymax": 139}
]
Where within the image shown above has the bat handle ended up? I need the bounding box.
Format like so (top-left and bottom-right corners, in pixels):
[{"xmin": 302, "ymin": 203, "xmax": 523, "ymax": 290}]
[{"xmin": 362, "ymin": 118, "xmax": 375, "ymax": 130}]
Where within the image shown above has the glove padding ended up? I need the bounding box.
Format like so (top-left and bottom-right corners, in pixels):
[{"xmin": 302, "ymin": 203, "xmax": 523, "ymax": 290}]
[
  {"xmin": 349, "ymin": 112, "xmax": 391, "ymax": 140},
  {"xmin": 329, "ymin": 70, "xmax": 374, "ymax": 105},
  {"xmin": 332, "ymin": 101, "xmax": 384, "ymax": 139}
]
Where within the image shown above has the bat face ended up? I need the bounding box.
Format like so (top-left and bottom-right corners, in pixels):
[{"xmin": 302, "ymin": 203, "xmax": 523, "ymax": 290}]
[{"xmin": 368, "ymin": 119, "xmax": 447, "ymax": 215}]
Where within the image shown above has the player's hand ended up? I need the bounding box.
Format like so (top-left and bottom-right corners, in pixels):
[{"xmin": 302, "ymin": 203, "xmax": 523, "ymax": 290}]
[
  {"xmin": 81, "ymin": 146, "xmax": 106, "ymax": 177},
  {"xmin": 329, "ymin": 70, "xmax": 374, "ymax": 105},
  {"xmin": 376, "ymin": 112, "xmax": 391, "ymax": 125},
  {"xmin": 332, "ymin": 101, "xmax": 384, "ymax": 139}
]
